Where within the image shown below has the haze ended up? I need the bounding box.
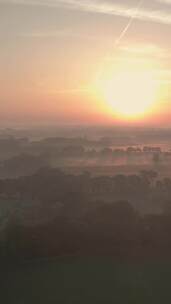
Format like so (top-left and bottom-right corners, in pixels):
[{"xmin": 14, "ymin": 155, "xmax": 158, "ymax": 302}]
[{"xmin": 0, "ymin": 0, "xmax": 171, "ymax": 125}]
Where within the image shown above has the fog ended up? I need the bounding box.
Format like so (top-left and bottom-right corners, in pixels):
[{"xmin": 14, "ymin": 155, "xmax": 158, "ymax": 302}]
[
  {"xmin": 0, "ymin": 126, "xmax": 171, "ymax": 179},
  {"xmin": 0, "ymin": 126, "xmax": 171, "ymax": 263}
]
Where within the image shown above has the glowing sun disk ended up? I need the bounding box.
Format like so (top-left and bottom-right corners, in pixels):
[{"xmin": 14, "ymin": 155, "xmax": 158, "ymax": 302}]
[{"xmin": 98, "ymin": 68, "xmax": 159, "ymax": 120}]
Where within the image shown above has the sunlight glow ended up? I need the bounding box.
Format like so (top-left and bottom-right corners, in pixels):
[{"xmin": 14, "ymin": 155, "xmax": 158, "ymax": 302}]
[{"xmin": 96, "ymin": 64, "xmax": 160, "ymax": 120}]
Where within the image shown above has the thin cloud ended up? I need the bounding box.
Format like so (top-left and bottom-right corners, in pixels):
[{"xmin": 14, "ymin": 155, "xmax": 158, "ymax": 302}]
[
  {"xmin": 2, "ymin": 0, "xmax": 171, "ymax": 26},
  {"xmin": 156, "ymin": 0, "xmax": 171, "ymax": 4},
  {"xmin": 17, "ymin": 28, "xmax": 106, "ymax": 41},
  {"xmin": 119, "ymin": 43, "xmax": 171, "ymax": 59}
]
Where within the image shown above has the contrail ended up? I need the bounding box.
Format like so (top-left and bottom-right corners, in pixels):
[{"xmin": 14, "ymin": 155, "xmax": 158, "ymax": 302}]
[
  {"xmin": 96, "ymin": 0, "xmax": 144, "ymax": 83},
  {"xmin": 115, "ymin": 0, "xmax": 144, "ymax": 46}
]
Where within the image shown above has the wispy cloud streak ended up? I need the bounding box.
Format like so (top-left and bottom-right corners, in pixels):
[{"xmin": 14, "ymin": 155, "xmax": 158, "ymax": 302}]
[
  {"xmin": 156, "ymin": 0, "xmax": 171, "ymax": 4},
  {"xmin": 2, "ymin": 0, "xmax": 171, "ymax": 26}
]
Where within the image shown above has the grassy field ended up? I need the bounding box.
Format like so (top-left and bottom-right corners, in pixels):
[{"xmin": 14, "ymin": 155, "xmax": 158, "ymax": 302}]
[{"xmin": 1, "ymin": 257, "xmax": 171, "ymax": 303}]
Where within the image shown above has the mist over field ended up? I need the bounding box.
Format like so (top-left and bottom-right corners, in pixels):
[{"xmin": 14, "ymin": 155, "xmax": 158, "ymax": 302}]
[{"xmin": 0, "ymin": 125, "xmax": 171, "ymax": 257}]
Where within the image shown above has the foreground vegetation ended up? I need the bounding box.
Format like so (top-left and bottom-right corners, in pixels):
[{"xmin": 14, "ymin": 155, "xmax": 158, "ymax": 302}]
[
  {"xmin": 2, "ymin": 257, "xmax": 171, "ymax": 304},
  {"xmin": 1, "ymin": 169, "xmax": 171, "ymax": 260}
]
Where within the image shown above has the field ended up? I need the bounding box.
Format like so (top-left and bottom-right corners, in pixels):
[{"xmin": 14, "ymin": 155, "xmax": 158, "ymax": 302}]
[
  {"xmin": 2, "ymin": 257, "xmax": 171, "ymax": 303},
  {"xmin": 62, "ymin": 164, "xmax": 171, "ymax": 178}
]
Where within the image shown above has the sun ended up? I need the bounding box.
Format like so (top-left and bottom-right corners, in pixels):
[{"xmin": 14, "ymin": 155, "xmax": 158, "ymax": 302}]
[{"xmin": 96, "ymin": 65, "xmax": 159, "ymax": 120}]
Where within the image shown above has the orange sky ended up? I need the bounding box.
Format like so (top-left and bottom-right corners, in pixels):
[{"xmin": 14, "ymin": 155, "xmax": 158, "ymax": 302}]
[{"xmin": 0, "ymin": 0, "xmax": 171, "ymax": 126}]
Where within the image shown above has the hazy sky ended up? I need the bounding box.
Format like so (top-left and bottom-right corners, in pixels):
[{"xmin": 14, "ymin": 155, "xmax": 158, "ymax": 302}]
[{"xmin": 0, "ymin": 0, "xmax": 171, "ymax": 125}]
